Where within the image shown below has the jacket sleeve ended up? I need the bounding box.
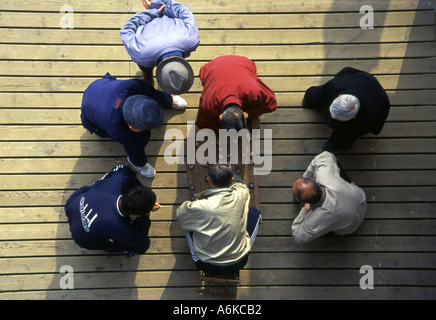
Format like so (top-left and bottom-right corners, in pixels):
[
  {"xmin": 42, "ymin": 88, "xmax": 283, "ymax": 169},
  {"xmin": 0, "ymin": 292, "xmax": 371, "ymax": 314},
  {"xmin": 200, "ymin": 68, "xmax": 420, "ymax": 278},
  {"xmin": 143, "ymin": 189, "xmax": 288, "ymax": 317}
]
[
  {"xmin": 148, "ymin": 89, "xmax": 173, "ymax": 109},
  {"xmin": 120, "ymin": 10, "xmax": 162, "ymax": 63},
  {"xmin": 260, "ymin": 85, "xmax": 278, "ymax": 114},
  {"xmin": 291, "ymin": 208, "xmax": 331, "ymax": 244},
  {"xmin": 176, "ymin": 200, "xmax": 201, "ymax": 232},
  {"xmin": 196, "ymin": 102, "xmax": 221, "ymax": 132},
  {"xmin": 303, "ymin": 151, "xmax": 337, "ymax": 181},
  {"xmin": 247, "ymin": 82, "xmax": 277, "ymax": 116},
  {"xmin": 335, "ymin": 67, "xmax": 361, "ymax": 78},
  {"xmin": 133, "ymin": 79, "xmax": 173, "ymax": 108},
  {"xmin": 157, "ymin": 0, "xmax": 198, "ymax": 28},
  {"xmin": 103, "ymin": 216, "xmax": 151, "ymax": 254},
  {"xmin": 291, "ymin": 208, "xmax": 313, "ymax": 244},
  {"xmin": 64, "ymin": 186, "xmax": 91, "ymax": 217},
  {"xmin": 303, "ymin": 85, "xmax": 332, "ymax": 110}
]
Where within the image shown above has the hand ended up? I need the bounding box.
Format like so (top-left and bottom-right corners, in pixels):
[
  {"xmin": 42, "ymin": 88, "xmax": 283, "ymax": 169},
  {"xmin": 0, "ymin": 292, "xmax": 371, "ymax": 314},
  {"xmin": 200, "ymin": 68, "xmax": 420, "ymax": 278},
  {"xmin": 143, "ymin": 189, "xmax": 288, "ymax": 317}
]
[
  {"xmin": 152, "ymin": 201, "xmax": 162, "ymax": 212},
  {"xmin": 248, "ymin": 116, "xmax": 260, "ymax": 129},
  {"xmin": 141, "ymin": 0, "xmax": 166, "ymax": 12},
  {"xmin": 141, "ymin": 0, "xmax": 151, "ymax": 9}
]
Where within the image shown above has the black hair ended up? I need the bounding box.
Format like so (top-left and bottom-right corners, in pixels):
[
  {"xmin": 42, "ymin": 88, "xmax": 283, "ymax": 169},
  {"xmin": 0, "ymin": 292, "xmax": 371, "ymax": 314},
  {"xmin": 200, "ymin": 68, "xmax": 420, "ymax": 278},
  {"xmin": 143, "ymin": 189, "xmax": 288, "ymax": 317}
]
[
  {"xmin": 222, "ymin": 104, "xmax": 247, "ymax": 131},
  {"xmin": 120, "ymin": 186, "xmax": 156, "ymax": 216},
  {"xmin": 208, "ymin": 164, "xmax": 234, "ymax": 188},
  {"xmin": 293, "ymin": 178, "xmax": 322, "ymax": 204}
]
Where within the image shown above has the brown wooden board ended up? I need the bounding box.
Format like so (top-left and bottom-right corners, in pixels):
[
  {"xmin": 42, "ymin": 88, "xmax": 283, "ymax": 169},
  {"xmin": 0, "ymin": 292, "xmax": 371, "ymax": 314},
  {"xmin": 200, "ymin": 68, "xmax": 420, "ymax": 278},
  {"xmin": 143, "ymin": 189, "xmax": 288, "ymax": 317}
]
[{"xmin": 185, "ymin": 126, "xmax": 260, "ymax": 210}]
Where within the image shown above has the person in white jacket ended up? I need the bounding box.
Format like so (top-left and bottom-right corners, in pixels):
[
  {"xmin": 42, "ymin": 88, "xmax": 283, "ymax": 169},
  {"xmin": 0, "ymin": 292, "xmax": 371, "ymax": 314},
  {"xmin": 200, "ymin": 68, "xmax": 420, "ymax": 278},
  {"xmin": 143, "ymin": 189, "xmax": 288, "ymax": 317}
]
[
  {"xmin": 291, "ymin": 151, "xmax": 367, "ymax": 244},
  {"xmin": 177, "ymin": 164, "xmax": 262, "ymax": 276}
]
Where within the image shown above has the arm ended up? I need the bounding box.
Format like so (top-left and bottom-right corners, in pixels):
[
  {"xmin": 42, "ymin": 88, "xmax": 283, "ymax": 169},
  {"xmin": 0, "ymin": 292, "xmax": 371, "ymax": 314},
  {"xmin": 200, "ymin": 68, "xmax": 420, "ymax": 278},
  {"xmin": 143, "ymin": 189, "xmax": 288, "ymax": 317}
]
[
  {"xmin": 291, "ymin": 208, "xmax": 312, "ymax": 244},
  {"xmin": 147, "ymin": 88, "xmax": 173, "ymax": 109},
  {"xmin": 335, "ymin": 67, "xmax": 361, "ymax": 78},
  {"xmin": 291, "ymin": 208, "xmax": 331, "ymax": 244},
  {"xmin": 303, "ymin": 85, "xmax": 332, "ymax": 110},
  {"xmin": 176, "ymin": 200, "xmax": 202, "ymax": 232},
  {"xmin": 303, "ymin": 151, "xmax": 337, "ymax": 180},
  {"xmin": 103, "ymin": 215, "xmax": 152, "ymax": 254},
  {"xmin": 157, "ymin": 0, "xmax": 198, "ymax": 30},
  {"xmin": 195, "ymin": 103, "xmax": 221, "ymax": 132},
  {"xmin": 120, "ymin": 9, "xmax": 162, "ymax": 62}
]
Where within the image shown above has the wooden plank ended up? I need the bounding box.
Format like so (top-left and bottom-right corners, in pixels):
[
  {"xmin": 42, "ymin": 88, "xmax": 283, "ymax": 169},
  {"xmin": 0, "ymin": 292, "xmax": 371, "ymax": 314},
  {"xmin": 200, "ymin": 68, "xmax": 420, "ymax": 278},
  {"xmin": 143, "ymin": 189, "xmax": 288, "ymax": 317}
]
[
  {"xmin": 2, "ymin": 58, "xmax": 436, "ymax": 77},
  {"xmin": 0, "ymin": 289, "xmax": 130, "ymax": 300},
  {"xmin": 1, "ymin": 11, "xmax": 434, "ymax": 29},
  {"xmin": 258, "ymin": 186, "xmax": 436, "ymax": 203},
  {"xmin": 0, "ymin": 90, "xmax": 434, "ymax": 108},
  {"xmin": 135, "ymin": 286, "xmax": 436, "ymax": 300},
  {"xmin": 337, "ymin": 154, "xmax": 436, "ymax": 172},
  {"xmin": 260, "ymin": 170, "xmax": 436, "ymax": 187},
  {"xmin": 3, "ymin": 43, "xmax": 435, "ymax": 61},
  {"xmin": 0, "ymin": 157, "xmax": 183, "ymax": 174},
  {"xmin": 1, "ymin": 106, "xmax": 436, "ymax": 126},
  {"xmin": 1, "ymin": 166, "xmax": 435, "ymax": 192},
  {"xmin": 0, "ymin": 188, "xmax": 189, "ymax": 207},
  {"xmin": 0, "ymin": 173, "xmax": 185, "ymax": 190},
  {"xmin": 1, "ymin": 268, "xmax": 435, "ymax": 292},
  {"xmin": 1, "ymin": 201, "xmax": 434, "ymax": 224},
  {"xmin": 272, "ymin": 138, "xmax": 436, "ymax": 154},
  {"xmin": 2, "ymin": 236, "xmax": 436, "ymax": 258},
  {"xmin": 2, "ymin": 27, "xmax": 433, "ymax": 45},
  {"xmin": 0, "ymin": 121, "xmax": 435, "ymax": 144},
  {"xmin": 2, "ymin": 252, "xmax": 435, "ymax": 275},
  {"xmin": 1, "ymin": 218, "xmax": 435, "ymax": 241},
  {"xmin": 1, "ymin": 0, "xmax": 433, "ymax": 13},
  {"xmin": 1, "ymin": 74, "xmax": 435, "ymax": 93},
  {"xmin": 2, "ymin": 286, "xmax": 435, "ymax": 300},
  {"xmin": 0, "ymin": 138, "xmax": 435, "ymax": 160}
]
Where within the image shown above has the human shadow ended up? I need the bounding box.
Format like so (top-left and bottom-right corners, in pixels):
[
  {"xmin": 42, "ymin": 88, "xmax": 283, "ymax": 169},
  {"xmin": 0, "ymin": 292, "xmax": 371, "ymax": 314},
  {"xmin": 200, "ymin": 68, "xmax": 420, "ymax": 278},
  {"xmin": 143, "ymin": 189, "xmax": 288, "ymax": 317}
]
[
  {"xmin": 44, "ymin": 131, "xmax": 140, "ymax": 299},
  {"xmin": 45, "ymin": 83, "xmax": 183, "ymax": 299}
]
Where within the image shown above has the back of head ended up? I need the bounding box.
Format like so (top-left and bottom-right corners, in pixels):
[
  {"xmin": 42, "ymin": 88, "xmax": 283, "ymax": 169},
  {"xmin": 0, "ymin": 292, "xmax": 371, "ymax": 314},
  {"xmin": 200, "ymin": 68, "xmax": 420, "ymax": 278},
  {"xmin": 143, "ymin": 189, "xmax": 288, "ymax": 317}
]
[
  {"xmin": 208, "ymin": 164, "xmax": 234, "ymax": 188},
  {"xmin": 329, "ymin": 94, "xmax": 360, "ymax": 121},
  {"xmin": 222, "ymin": 104, "xmax": 247, "ymax": 131},
  {"xmin": 120, "ymin": 186, "xmax": 156, "ymax": 216},
  {"xmin": 156, "ymin": 56, "xmax": 194, "ymax": 95},
  {"xmin": 123, "ymin": 95, "xmax": 163, "ymax": 130},
  {"xmin": 292, "ymin": 178, "xmax": 322, "ymax": 204}
]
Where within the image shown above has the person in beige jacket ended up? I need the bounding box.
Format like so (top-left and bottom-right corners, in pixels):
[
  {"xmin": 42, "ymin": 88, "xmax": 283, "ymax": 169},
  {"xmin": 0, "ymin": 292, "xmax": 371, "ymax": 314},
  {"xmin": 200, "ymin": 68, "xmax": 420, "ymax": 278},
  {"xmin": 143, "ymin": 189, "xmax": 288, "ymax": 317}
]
[
  {"xmin": 291, "ymin": 151, "xmax": 366, "ymax": 244},
  {"xmin": 177, "ymin": 164, "xmax": 262, "ymax": 276}
]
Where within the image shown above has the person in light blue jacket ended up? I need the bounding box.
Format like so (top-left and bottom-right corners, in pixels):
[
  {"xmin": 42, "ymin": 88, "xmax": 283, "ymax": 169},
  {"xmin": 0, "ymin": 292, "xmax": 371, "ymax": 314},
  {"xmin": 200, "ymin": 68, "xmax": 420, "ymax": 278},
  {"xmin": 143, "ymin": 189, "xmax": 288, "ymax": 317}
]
[{"xmin": 121, "ymin": 0, "xmax": 200, "ymax": 109}]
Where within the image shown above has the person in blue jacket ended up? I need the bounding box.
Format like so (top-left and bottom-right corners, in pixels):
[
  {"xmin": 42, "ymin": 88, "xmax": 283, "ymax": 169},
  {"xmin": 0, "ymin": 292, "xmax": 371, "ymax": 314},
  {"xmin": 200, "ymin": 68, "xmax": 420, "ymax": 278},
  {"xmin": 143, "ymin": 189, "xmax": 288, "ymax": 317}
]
[
  {"xmin": 120, "ymin": 0, "xmax": 200, "ymax": 109},
  {"xmin": 65, "ymin": 165, "xmax": 161, "ymax": 255},
  {"xmin": 81, "ymin": 72, "xmax": 172, "ymax": 178}
]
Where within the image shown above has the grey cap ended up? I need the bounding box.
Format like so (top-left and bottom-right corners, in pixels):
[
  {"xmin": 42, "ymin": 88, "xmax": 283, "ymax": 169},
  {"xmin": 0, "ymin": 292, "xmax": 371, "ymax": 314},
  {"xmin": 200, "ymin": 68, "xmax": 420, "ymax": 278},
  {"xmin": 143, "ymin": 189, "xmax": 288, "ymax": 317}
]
[
  {"xmin": 156, "ymin": 56, "xmax": 194, "ymax": 95},
  {"xmin": 123, "ymin": 95, "xmax": 163, "ymax": 131}
]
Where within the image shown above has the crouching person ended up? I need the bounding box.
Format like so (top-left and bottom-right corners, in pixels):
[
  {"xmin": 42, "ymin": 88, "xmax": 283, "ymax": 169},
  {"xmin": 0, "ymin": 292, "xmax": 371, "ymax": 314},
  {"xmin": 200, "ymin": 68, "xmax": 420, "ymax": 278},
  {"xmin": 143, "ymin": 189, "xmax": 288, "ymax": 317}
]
[
  {"xmin": 291, "ymin": 151, "xmax": 366, "ymax": 244},
  {"xmin": 176, "ymin": 164, "xmax": 262, "ymax": 276},
  {"xmin": 65, "ymin": 165, "xmax": 161, "ymax": 255}
]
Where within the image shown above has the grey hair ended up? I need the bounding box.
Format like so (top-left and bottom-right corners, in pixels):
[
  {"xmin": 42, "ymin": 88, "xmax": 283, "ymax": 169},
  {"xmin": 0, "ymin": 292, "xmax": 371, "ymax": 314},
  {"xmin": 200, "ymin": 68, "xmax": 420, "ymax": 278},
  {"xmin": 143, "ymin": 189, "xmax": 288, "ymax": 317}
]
[{"xmin": 329, "ymin": 94, "xmax": 360, "ymax": 121}]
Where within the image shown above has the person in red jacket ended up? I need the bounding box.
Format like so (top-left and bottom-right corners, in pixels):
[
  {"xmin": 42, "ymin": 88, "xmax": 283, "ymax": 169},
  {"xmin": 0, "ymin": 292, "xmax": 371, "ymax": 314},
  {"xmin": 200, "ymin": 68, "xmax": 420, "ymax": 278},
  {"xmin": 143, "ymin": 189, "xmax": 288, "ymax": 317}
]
[{"xmin": 196, "ymin": 55, "xmax": 277, "ymax": 132}]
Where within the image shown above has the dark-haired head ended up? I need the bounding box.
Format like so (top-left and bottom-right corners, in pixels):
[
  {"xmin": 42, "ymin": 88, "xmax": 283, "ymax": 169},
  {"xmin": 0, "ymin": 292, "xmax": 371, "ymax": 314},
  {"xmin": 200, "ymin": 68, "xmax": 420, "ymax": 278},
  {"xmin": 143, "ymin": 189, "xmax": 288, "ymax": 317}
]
[
  {"xmin": 208, "ymin": 164, "xmax": 234, "ymax": 188},
  {"xmin": 120, "ymin": 186, "xmax": 156, "ymax": 216},
  {"xmin": 292, "ymin": 178, "xmax": 322, "ymax": 204},
  {"xmin": 221, "ymin": 104, "xmax": 247, "ymax": 131}
]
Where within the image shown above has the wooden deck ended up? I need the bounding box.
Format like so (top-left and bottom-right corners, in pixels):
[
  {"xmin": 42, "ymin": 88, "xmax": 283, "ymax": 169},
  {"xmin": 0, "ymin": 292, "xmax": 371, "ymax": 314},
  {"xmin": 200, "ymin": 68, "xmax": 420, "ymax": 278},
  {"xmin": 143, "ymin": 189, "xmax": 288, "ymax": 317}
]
[{"xmin": 1, "ymin": 0, "xmax": 435, "ymax": 300}]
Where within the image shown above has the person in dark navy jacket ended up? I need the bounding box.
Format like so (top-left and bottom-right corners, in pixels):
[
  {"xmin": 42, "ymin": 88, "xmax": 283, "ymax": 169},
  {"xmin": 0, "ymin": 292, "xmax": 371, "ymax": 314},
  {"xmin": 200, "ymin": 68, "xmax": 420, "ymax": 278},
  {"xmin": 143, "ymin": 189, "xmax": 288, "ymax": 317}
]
[
  {"xmin": 81, "ymin": 72, "xmax": 173, "ymax": 178},
  {"xmin": 302, "ymin": 67, "xmax": 390, "ymax": 152},
  {"xmin": 64, "ymin": 165, "xmax": 161, "ymax": 255}
]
